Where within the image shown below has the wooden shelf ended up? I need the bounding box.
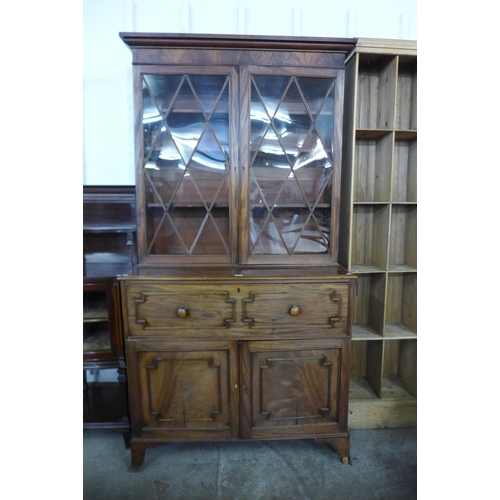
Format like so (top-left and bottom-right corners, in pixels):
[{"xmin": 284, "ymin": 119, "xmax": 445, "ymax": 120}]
[
  {"xmin": 388, "ymin": 264, "xmax": 417, "ymax": 272},
  {"xmin": 355, "ymin": 129, "xmax": 392, "ymax": 139},
  {"xmin": 352, "ymin": 325, "xmax": 383, "ymax": 341},
  {"xmin": 395, "ymin": 130, "xmax": 417, "ymax": 140},
  {"xmin": 384, "ymin": 324, "xmax": 417, "ymax": 339},
  {"xmin": 350, "ymin": 264, "xmax": 386, "ymax": 273},
  {"xmin": 352, "ymin": 324, "xmax": 417, "ymax": 341},
  {"xmin": 83, "ymin": 223, "xmax": 136, "ymax": 233},
  {"xmin": 83, "ymin": 316, "xmax": 109, "ymax": 324}
]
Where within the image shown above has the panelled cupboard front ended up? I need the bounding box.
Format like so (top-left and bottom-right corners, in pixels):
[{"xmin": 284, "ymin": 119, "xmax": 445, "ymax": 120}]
[
  {"xmin": 121, "ymin": 272, "xmax": 355, "ymax": 471},
  {"xmin": 119, "ymin": 33, "xmax": 358, "ymax": 471}
]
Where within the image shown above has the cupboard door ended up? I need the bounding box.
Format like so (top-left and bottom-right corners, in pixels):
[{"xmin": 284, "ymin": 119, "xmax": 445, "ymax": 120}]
[
  {"xmin": 127, "ymin": 340, "xmax": 239, "ymax": 440},
  {"xmin": 240, "ymin": 66, "xmax": 345, "ymax": 265},
  {"xmin": 239, "ymin": 339, "xmax": 349, "ymax": 439},
  {"xmin": 137, "ymin": 67, "xmax": 238, "ymax": 265}
]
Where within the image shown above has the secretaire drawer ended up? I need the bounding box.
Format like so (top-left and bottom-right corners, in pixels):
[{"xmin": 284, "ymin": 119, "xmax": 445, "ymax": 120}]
[
  {"xmin": 240, "ymin": 283, "xmax": 350, "ymax": 332},
  {"xmin": 122, "ymin": 283, "xmax": 237, "ymax": 335}
]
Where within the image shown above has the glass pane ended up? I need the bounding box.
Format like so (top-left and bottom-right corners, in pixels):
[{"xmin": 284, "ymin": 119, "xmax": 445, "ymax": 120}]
[
  {"xmin": 249, "ymin": 74, "xmax": 336, "ymax": 257},
  {"xmin": 144, "ymin": 74, "xmax": 183, "ymax": 115},
  {"xmin": 142, "ymin": 73, "xmax": 231, "ymax": 256},
  {"xmin": 296, "ymin": 77, "xmax": 334, "ymax": 117},
  {"xmin": 250, "ymin": 210, "xmax": 288, "ymax": 255},
  {"xmin": 192, "ymin": 210, "xmax": 230, "ymax": 255}
]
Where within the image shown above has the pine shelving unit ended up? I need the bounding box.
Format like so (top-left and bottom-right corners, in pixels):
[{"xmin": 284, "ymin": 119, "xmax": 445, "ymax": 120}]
[{"xmin": 340, "ymin": 38, "xmax": 417, "ymax": 429}]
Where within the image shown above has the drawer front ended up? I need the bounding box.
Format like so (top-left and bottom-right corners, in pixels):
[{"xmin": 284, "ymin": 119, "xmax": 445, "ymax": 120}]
[
  {"xmin": 240, "ymin": 283, "xmax": 350, "ymax": 332},
  {"xmin": 123, "ymin": 284, "xmax": 237, "ymax": 335}
]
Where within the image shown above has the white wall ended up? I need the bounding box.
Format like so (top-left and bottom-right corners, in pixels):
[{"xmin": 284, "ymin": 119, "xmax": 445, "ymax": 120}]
[{"xmin": 83, "ymin": 0, "xmax": 417, "ymax": 185}]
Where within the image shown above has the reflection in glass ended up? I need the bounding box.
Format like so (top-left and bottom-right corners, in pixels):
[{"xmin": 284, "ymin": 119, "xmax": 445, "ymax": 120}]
[
  {"xmin": 142, "ymin": 74, "xmax": 231, "ymax": 256},
  {"xmin": 249, "ymin": 75, "xmax": 336, "ymax": 256}
]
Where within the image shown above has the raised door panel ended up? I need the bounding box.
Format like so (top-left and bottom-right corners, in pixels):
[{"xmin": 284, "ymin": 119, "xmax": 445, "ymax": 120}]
[
  {"xmin": 127, "ymin": 340, "xmax": 238, "ymax": 440},
  {"xmin": 240, "ymin": 339, "xmax": 349, "ymax": 439}
]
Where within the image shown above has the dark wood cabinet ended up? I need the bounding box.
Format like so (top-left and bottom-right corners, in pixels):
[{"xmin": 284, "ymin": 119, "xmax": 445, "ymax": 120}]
[
  {"xmin": 83, "ymin": 186, "xmax": 136, "ymax": 430},
  {"xmin": 83, "ymin": 279, "xmax": 124, "ymax": 371},
  {"xmin": 121, "ymin": 271, "xmax": 355, "ymax": 471},
  {"xmin": 119, "ymin": 33, "xmax": 357, "ymax": 471}
]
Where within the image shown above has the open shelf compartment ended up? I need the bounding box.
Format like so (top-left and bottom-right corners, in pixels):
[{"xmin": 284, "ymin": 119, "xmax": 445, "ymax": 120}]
[
  {"xmin": 350, "ymin": 338, "xmax": 417, "ymax": 400},
  {"xmin": 351, "ymin": 204, "xmax": 390, "ymax": 272},
  {"xmin": 352, "ymin": 273, "xmax": 386, "ymax": 338},
  {"xmin": 354, "ymin": 133, "xmax": 393, "ymax": 203},
  {"xmin": 395, "ymin": 56, "xmax": 417, "ymax": 131},
  {"xmin": 356, "ymin": 55, "xmax": 398, "ymax": 130},
  {"xmin": 392, "ymin": 138, "xmax": 417, "ymax": 203},
  {"xmin": 389, "ymin": 205, "xmax": 417, "ymax": 271},
  {"xmin": 385, "ymin": 272, "xmax": 417, "ymax": 336}
]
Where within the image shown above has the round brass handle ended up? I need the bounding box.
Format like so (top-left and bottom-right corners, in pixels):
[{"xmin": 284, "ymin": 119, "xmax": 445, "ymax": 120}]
[
  {"xmin": 176, "ymin": 307, "xmax": 188, "ymax": 318},
  {"xmin": 289, "ymin": 305, "xmax": 300, "ymax": 316}
]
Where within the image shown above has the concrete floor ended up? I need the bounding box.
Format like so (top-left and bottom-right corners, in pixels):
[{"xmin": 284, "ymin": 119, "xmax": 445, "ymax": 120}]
[{"xmin": 83, "ymin": 427, "xmax": 417, "ymax": 499}]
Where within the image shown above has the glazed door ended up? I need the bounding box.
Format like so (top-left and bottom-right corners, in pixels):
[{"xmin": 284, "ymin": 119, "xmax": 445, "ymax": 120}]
[
  {"xmin": 136, "ymin": 67, "xmax": 239, "ymax": 265},
  {"xmin": 127, "ymin": 339, "xmax": 239, "ymax": 440},
  {"xmin": 239, "ymin": 65, "xmax": 345, "ymax": 265},
  {"xmin": 239, "ymin": 339, "xmax": 349, "ymax": 439}
]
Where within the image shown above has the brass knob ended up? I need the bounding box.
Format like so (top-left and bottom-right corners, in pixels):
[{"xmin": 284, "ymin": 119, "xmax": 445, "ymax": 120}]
[
  {"xmin": 176, "ymin": 307, "xmax": 188, "ymax": 318},
  {"xmin": 289, "ymin": 305, "xmax": 300, "ymax": 316}
]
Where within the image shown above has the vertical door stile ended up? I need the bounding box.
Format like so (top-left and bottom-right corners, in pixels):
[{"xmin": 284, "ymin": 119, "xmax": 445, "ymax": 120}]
[
  {"xmin": 229, "ymin": 339, "xmax": 240, "ymax": 438},
  {"xmin": 238, "ymin": 64, "xmax": 251, "ymax": 264},
  {"xmin": 229, "ymin": 66, "xmax": 241, "ymax": 264},
  {"xmin": 134, "ymin": 65, "xmax": 147, "ymax": 264},
  {"xmin": 238, "ymin": 340, "xmax": 251, "ymax": 438},
  {"xmin": 338, "ymin": 339, "xmax": 351, "ymax": 432},
  {"xmin": 331, "ymin": 69, "xmax": 345, "ymax": 263}
]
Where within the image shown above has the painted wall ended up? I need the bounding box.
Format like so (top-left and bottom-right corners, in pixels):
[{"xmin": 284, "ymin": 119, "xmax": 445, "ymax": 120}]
[{"xmin": 83, "ymin": 0, "xmax": 417, "ymax": 185}]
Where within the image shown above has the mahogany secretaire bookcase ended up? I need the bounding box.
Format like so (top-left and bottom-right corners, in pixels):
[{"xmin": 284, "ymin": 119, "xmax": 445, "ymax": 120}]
[{"xmin": 118, "ymin": 32, "xmax": 361, "ymax": 471}]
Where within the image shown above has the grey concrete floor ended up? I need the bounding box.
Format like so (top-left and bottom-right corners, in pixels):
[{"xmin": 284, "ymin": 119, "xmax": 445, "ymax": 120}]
[{"xmin": 83, "ymin": 427, "xmax": 416, "ymax": 499}]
